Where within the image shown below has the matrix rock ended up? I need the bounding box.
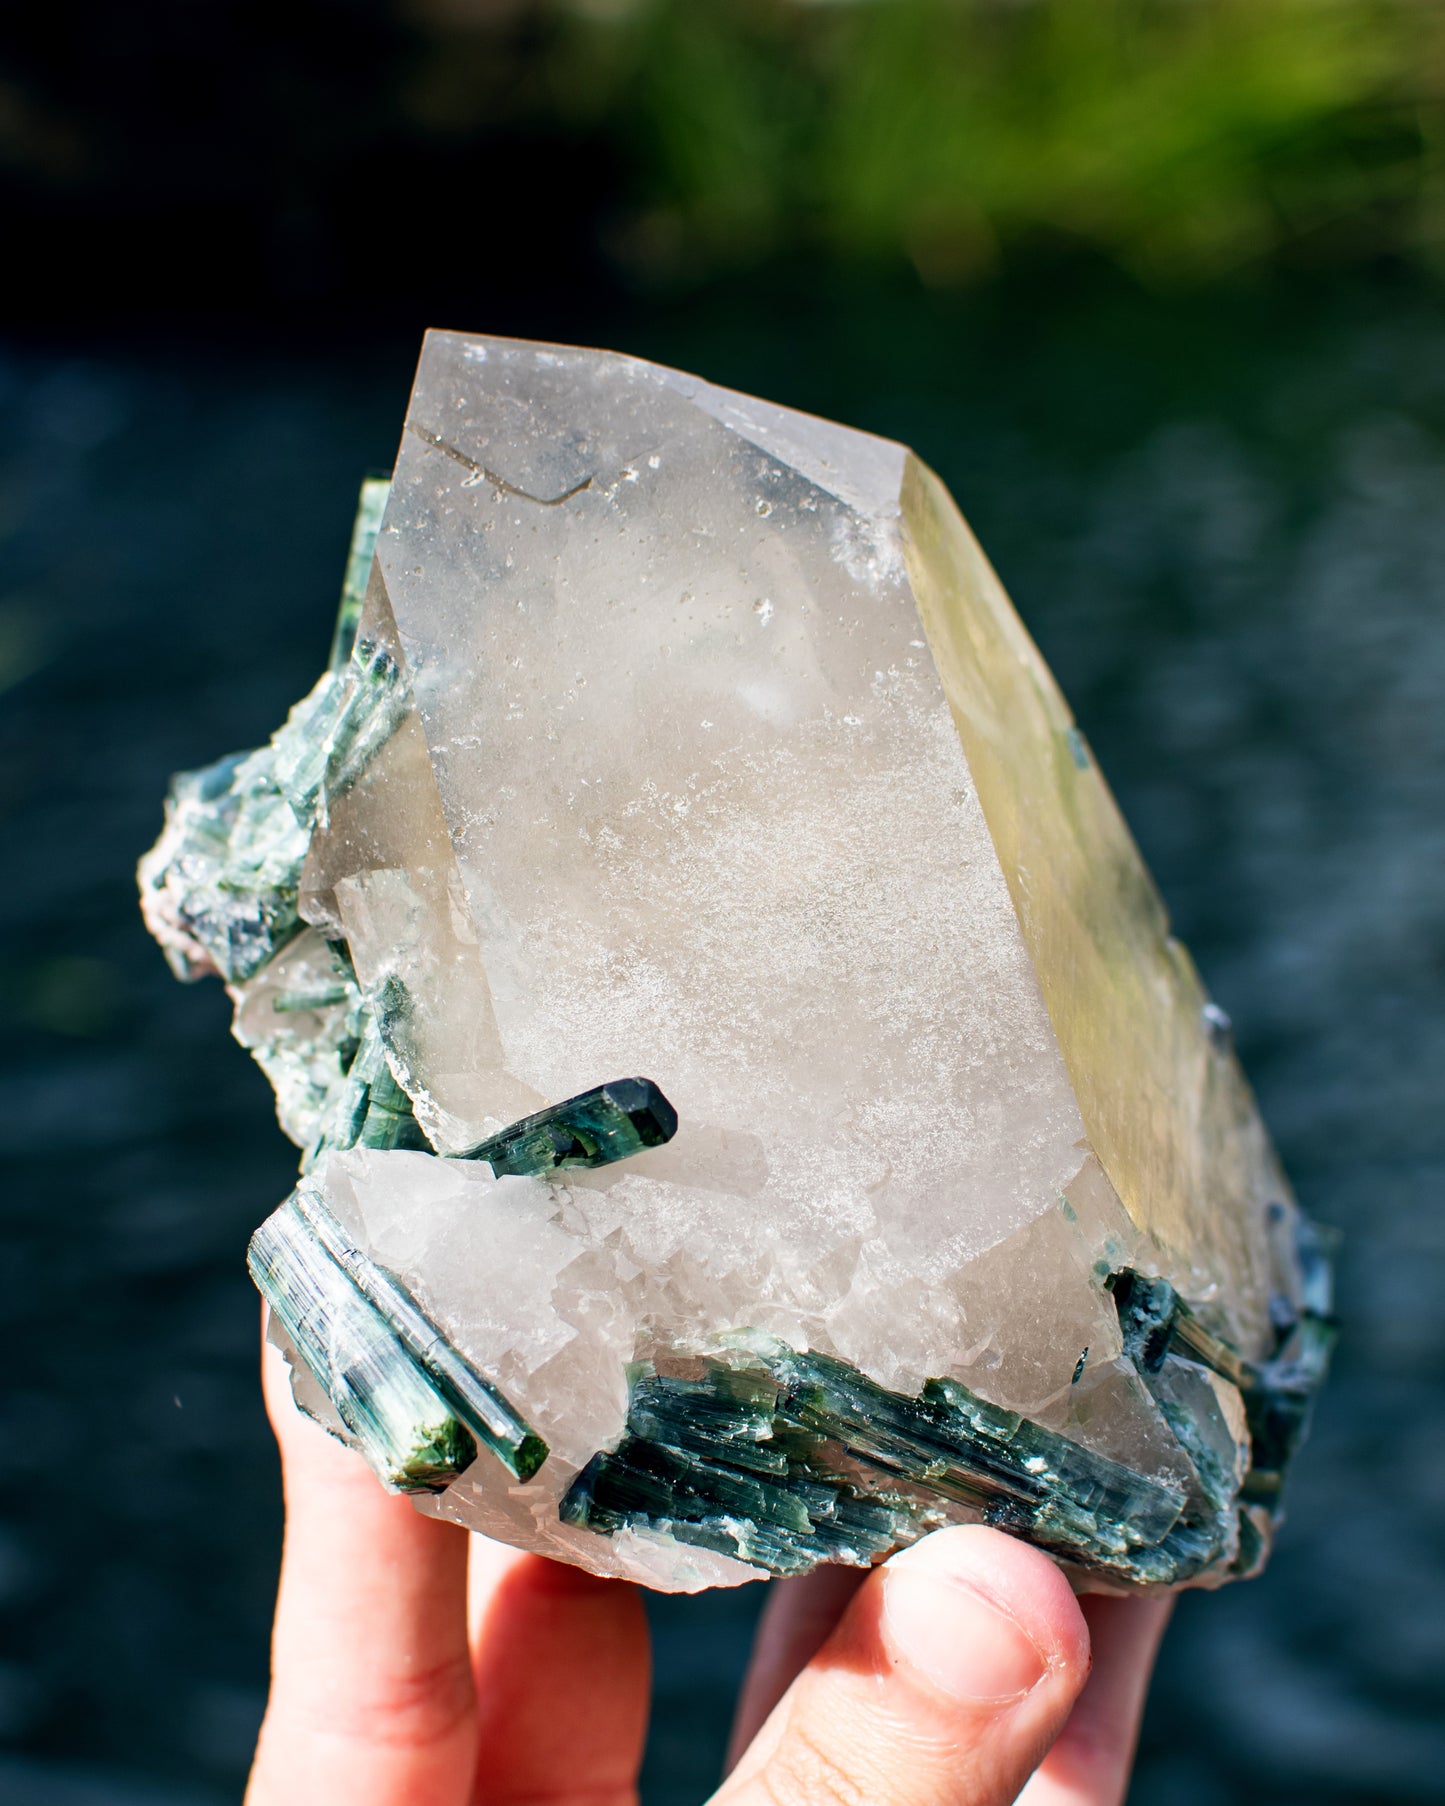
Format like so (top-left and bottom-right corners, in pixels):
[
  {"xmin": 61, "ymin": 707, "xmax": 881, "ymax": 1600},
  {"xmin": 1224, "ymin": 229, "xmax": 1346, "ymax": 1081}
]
[{"xmin": 140, "ymin": 332, "xmax": 1331, "ymax": 1592}]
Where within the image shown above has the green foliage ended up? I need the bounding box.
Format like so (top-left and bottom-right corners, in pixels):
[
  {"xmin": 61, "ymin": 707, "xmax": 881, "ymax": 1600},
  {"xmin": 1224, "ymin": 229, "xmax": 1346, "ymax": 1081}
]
[{"xmin": 491, "ymin": 0, "xmax": 1445, "ymax": 287}]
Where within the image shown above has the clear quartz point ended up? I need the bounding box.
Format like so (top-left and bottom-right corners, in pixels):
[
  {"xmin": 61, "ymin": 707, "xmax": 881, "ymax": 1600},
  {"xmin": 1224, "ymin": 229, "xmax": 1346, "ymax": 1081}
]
[{"xmin": 139, "ymin": 331, "xmax": 1331, "ymax": 1593}]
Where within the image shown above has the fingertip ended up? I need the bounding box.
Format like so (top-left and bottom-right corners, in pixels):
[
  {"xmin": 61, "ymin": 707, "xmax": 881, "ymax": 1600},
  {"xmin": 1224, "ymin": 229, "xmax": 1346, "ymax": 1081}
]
[
  {"xmin": 886, "ymin": 1525, "xmax": 1092, "ymax": 1689},
  {"xmin": 251, "ymin": 1322, "xmax": 478, "ymax": 1806},
  {"xmin": 260, "ymin": 1309, "xmax": 422, "ymax": 1521},
  {"xmin": 722, "ymin": 1531, "xmax": 1095, "ymax": 1806},
  {"xmin": 260, "ymin": 1306, "xmax": 309, "ymax": 1437},
  {"xmin": 260, "ymin": 1314, "xmax": 342, "ymax": 1464}
]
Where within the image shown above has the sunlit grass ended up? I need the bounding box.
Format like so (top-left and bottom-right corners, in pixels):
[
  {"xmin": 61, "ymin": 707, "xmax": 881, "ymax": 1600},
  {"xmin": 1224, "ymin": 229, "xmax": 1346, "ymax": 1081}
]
[{"xmin": 455, "ymin": 0, "xmax": 1445, "ymax": 287}]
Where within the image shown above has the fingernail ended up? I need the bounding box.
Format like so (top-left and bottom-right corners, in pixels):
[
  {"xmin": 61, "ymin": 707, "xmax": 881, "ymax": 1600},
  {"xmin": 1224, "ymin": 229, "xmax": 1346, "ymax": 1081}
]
[{"xmin": 884, "ymin": 1561, "xmax": 1048, "ymax": 1705}]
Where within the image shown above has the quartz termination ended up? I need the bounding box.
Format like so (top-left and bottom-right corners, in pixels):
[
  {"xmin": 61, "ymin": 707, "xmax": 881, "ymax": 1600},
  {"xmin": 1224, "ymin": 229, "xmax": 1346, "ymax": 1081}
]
[{"xmin": 139, "ymin": 331, "xmax": 1331, "ymax": 1594}]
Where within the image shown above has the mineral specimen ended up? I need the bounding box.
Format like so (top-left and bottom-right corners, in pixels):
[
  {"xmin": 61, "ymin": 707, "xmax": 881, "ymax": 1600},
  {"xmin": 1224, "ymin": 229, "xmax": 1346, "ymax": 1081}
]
[{"xmin": 139, "ymin": 331, "xmax": 1332, "ymax": 1592}]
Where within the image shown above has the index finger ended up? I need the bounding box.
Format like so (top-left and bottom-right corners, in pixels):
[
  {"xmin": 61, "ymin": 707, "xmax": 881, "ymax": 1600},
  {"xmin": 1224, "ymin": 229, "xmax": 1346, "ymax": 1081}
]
[{"xmin": 246, "ymin": 1317, "xmax": 477, "ymax": 1806}]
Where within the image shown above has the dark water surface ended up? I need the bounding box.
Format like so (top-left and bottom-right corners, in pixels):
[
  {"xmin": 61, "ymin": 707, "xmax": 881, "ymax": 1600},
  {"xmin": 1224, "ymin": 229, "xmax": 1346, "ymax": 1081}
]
[{"xmin": 1, "ymin": 280, "xmax": 1441, "ymax": 1803}]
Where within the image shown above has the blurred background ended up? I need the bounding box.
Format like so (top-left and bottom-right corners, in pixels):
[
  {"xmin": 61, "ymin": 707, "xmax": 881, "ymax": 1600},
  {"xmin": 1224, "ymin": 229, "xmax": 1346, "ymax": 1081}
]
[{"xmin": 1, "ymin": 1, "xmax": 1443, "ymax": 1800}]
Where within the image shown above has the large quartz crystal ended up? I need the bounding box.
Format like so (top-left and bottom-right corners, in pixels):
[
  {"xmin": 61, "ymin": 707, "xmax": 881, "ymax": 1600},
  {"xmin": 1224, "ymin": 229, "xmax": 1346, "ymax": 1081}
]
[{"xmin": 139, "ymin": 332, "xmax": 1331, "ymax": 1592}]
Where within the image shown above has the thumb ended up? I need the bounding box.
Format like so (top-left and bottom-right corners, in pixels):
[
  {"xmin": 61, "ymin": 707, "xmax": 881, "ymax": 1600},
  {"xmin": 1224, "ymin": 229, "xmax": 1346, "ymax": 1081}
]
[{"xmin": 716, "ymin": 1527, "xmax": 1092, "ymax": 1806}]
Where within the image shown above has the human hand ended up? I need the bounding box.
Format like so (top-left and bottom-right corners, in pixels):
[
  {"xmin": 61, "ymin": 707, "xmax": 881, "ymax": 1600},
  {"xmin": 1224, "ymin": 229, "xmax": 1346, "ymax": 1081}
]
[{"xmin": 247, "ymin": 1328, "xmax": 1171, "ymax": 1806}]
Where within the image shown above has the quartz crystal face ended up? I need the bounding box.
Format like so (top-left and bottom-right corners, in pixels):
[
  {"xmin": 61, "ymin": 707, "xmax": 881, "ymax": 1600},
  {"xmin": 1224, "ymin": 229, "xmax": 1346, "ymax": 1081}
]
[{"xmin": 139, "ymin": 332, "xmax": 1332, "ymax": 1593}]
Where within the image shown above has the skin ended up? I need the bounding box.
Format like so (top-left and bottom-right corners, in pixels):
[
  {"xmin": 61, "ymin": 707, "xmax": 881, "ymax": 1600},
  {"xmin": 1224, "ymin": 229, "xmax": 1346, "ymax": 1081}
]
[{"xmin": 247, "ymin": 1326, "xmax": 1172, "ymax": 1806}]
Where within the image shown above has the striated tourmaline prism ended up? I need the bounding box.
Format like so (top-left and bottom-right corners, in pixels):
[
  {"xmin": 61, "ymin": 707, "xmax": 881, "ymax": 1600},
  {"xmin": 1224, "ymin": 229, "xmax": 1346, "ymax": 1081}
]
[
  {"xmin": 462, "ymin": 1078, "xmax": 680, "ymax": 1177},
  {"xmin": 139, "ymin": 331, "xmax": 1331, "ymax": 1593}
]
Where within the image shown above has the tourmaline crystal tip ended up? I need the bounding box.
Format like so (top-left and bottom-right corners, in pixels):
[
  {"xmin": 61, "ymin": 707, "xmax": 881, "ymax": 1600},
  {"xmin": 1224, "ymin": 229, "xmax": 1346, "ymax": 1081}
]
[
  {"xmin": 463, "ymin": 1078, "xmax": 679, "ymax": 1178},
  {"xmin": 139, "ymin": 329, "xmax": 1331, "ymax": 1593}
]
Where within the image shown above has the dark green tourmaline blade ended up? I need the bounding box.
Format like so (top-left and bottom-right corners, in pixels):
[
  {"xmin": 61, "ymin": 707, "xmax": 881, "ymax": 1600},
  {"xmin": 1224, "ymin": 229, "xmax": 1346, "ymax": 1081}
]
[
  {"xmin": 463, "ymin": 1078, "xmax": 679, "ymax": 1178},
  {"xmin": 1108, "ymin": 1249, "xmax": 1335, "ymax": 1512},
  {"xmin": 290, "ymin": 1188, "xmax": 549, "ymax": 1482},
  {"xmin": 249, "ymin": 1205, "xmax": 477, "ymax": 1494},
  {"xmin": 559, "ymin": 1337, "xmax": 1212, "ymax": 1586}
]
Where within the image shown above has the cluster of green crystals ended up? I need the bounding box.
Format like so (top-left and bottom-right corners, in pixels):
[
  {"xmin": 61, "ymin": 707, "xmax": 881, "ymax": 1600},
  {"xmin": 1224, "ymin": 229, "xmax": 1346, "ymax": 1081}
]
[
  {"xmin": 564, "ymin": 1235, "xmax": 1333, "ymax": 1587},
  {"xmin": 312, "ymin": 975, "xmax": 431, "ymax": 1161},
  {"xmin": 250, "ymin": 1199, "xmax": 479, "ymax": 1492},
  {"xmin": 139, "ymin": 480, "xmax": 402, "ymax": 991},
  {"xmin": 251, "ymin": 1187, "xmax": 548, "ymax": 1489},
  {"xmin": 139, "ymin": 482, "xmax": 546, "ymax": 1490},
  {"xmin": 562, "ymin": 1339, "xmax": 1188, "ymax": 1583},
  {"xmin": 1109, "ymin": 1218, "xmax": 1335, "ymax": 1521}
]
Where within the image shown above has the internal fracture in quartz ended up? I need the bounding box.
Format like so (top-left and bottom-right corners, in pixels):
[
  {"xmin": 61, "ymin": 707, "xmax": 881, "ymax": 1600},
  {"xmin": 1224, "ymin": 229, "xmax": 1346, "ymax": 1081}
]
[{"xmin": 139, "ymin": 331, "xmax": 1332, "ymax": 1593}]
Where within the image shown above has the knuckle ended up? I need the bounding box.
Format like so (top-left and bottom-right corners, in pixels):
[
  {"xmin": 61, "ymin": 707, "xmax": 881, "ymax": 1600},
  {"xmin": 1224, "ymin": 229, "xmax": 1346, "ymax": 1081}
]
[
  {"xmin": 761, "ymin": 1717, "xmax": 870, "ymax": 1806},
  {"xmin": 312, "ymin": 1650, "xmax": 476, "ymax": 1752}
]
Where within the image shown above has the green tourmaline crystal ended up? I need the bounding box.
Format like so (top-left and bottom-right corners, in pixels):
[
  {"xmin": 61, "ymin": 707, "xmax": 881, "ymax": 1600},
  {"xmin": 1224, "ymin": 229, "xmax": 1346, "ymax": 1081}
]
[
  {"xmin": 287, "ymin": 1188, "xmax": 548, "ymax": 1481},
  {"xmin": 462, "ymin": 1078, "xmax": 679, "ymax": 1178},
  {"xmin": 560, "ymin": 1329, "xmax": 1236, "ymax": 1586},
  {"xmin": 251, "ymin": 1185, "xmax": 548, "ymax": 1486},
  {"xmin": 249, "ymin": 1201, "xmax": 477, "ymax": 1494},
  {"xmin": 311, "ymin": 1007, "xmax": 430, "ymax": 1160},
  {"xmin": 137, "ymin": 480, "xmax": 409, "ymax": 989}
]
